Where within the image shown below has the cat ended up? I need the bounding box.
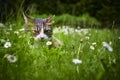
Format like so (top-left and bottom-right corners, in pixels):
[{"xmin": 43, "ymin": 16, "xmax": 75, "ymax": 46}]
[{"xmin": 23, "ymin": 12, "xmax": 63, "ymax": 47}]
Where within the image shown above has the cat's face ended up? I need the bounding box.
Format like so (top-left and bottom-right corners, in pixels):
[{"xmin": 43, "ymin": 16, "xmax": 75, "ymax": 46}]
[{"xmin": 23, "ymin": 13, "xmax": 54, "ymax": 40}]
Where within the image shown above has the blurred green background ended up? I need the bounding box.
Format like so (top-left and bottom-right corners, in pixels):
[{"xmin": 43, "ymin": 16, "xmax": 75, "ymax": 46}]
[{"xmin": 0, "ymin": 0, "xmax": 120, "ymax": 28}]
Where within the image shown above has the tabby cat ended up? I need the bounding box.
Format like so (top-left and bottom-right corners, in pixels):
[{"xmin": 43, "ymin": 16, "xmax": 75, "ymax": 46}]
[{"xmin": 23, "ymin": 13, "xmax": 62, "ymax": 47}]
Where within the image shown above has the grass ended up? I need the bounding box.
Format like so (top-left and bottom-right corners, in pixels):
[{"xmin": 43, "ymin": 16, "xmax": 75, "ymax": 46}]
[
  {"xmin": 33, "ymin": 13, "xmax": 101, "ymax": 28},
  {"xmin": 0, "ymin": 17, "xmax": 120, "ymax": 80}
]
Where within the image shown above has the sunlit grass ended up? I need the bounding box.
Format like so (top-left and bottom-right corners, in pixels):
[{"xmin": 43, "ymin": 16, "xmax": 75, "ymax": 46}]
[{"xmin": 0, "ymin": 21, "xmax": 120, "ymax": 80}]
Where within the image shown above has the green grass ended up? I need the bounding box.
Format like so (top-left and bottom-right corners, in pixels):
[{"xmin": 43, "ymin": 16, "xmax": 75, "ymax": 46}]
[
  {"xmin": 33, "ymin": 13, "xmax": 101, "ymax": 28},
  {"xmin": 0, "ymin": 20, "xmax": 120, "ymax": 80}
]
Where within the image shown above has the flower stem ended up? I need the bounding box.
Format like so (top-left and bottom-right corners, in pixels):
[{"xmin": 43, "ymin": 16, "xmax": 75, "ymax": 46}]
[{"xmin": 76, "ymin": 43, "xmax": 82, "ymax": 74}]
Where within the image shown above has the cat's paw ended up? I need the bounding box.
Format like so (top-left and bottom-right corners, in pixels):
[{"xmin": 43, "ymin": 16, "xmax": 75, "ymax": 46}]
[{"xmin": 54, "ymin": 39, "xmax": 63, "ymax": 48}]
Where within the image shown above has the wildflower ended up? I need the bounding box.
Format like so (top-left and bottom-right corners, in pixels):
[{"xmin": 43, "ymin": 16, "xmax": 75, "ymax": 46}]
[
  {"xmin": 102, "ymin": 42, "xmax": 109, "ymax": 47},
  {"xmin": 53, "ymin": 28, "xmax": 60, "ymax": 33},
  {"xmin": 92, "ymin": 42, "xmax": 96, "ymax": 45},
  {"xmin": 4, "ymin": 41, "xmax": 11, "ymax": 48},
  {"xmin": 14, "ymin": 31, "xmax": 19, "ymax": 34},
  {"xmin": 61, "ymin": 28, "xmax": 68, "ymax": 35},
  {"xmin": 61, "ymin": 26, "xmax": 75, "ymax": 35},
  {"xmin": 85, "ymin": 36, "xmax": 90, "ymax": 40},
  {"xmin": 64, "ymin": 30, "xmax": 68, "ymax": 35},
  {"xmin": 19, "ymin": 28, "xmax": 25, "ymax": 31},
  {"xmin": 102, "ymin": 42, "xmax": 113, "ymax": 52},
  {"xmin": 80, "ymin": 29, "xmax": 89, "ymax": 35},
  {"xmin": 90, "ymin": 45, "xmax": 95, "ymax": 50},
  {"xmin": 109, "ymin": 41, "xmax": 112, "ymax": 45},
  {"xmin": 75, "ymin": 29, "xmax": 80, "ymax": 33},
  {"xmin": 6, "ymin": 54, "xmax": 17, "ymax": 63},
  {"xmin": 72, "ymin": 59, "xmax": 82, "ymax": 64},
  {"xmin": 0, "ymin": 23, "xmax": 4, "ymax": 27},
  {"xmin": 68, "ymin": 28, "xmax": 74, "ymax": 33},
  {"xmin": 80, "ymin": 39, "xmax": 83, "ymax": 43},
  {"xmin": 46, "ymin": 41, "xmax": 52, "ymax": 46},
  {"xmin": 118, "ymin": 37, "xmax": 120, "ymax": 39}
]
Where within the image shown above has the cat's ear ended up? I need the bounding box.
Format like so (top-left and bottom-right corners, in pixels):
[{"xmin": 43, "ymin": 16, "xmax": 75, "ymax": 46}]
[
  {"xmin": 23, "ymin": 12, "xmax": 34, "ymax": 23},
  {"xmin": 44, "ymin": 15, "xmax": 55, "ymax": 25}
]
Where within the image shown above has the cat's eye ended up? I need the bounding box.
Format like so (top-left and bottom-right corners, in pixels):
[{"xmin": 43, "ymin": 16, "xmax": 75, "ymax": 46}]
[
  {"xmin": 44, "ymin": 30, "xmax": 51, "ymax": 32},
  {"xmin": 48, "ymin": 24, "xmax": 52, "ymax": 26}
]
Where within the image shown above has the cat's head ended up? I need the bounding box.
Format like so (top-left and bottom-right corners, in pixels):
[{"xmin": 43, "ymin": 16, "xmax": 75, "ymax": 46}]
[{"xmin": 23, "ymin": 13, "xmax": 54, "ymax": 40}]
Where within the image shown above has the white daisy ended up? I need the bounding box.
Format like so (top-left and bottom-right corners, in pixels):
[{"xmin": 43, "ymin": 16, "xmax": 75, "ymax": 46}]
[
  {"xmin": 46, "ymin": 41, "xmax": 52, "ymax": 46},
  {"xmin": 80, "ymin": 29, "xmax": 89, "ymax": 35},
  {"xmin": 102, "ymin": 42, "xmax": 113, "ymax": 52},
  {"xmin": 75, "ymin": 29, "xmax": 80, "ymax": 33},
  {"xmin": 90, "ymin": 45, "xmax": 95, "ymax": 50},
  {"xmin": 72, "ymin": 59, "xmax": 82, "ymax": 64},
  {"xmin": 61, "ymin": 28, "xmax": 68, "ymax": 35},
  {"xmin": 102, "ymin": 42, "xmax": 109, "ymax": 47},
  {"xmin": 6, "ymin": 54, "xmax": 17, "ymax": 63},
  {"xmin": 4, "ymin": 41, "xmax": 11, "ymax": 48},
  {"xmin": 92, "ymin": 42, "xmax": 96, "ymax": 45},
  {"xmin": 53, "ymin": 28, "xmax": 59, "ymax": 33}
]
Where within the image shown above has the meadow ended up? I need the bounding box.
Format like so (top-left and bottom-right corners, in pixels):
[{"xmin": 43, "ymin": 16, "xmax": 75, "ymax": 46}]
[{"xmin": 0, "ymin": 14, "xmax": 120, "ymax": 80}]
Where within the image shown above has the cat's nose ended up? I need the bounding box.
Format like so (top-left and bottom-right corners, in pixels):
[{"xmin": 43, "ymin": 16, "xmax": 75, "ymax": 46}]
[{"xmin": 40, "ymin": 36, "xmax": 44, "ymax": 39}]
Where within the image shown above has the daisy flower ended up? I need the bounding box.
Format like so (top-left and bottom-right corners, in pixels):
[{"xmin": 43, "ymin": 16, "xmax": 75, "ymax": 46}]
[
  {"xmin": 72, "ymin": 59, "xmax": 82, "ymax": 64},
  {"xmin": 6, "ymin": 54, "xmax": 17, "ymax": 63},
  {"xmin": 90, "ymin": 45, "xmax": 95, "ymax": 50},
  {"xmin": 46, "ymin": 41, "xmax": 52, "ymax": 46},
  {"xmin": 92, "ymin": 42, "xmax": 97, "ymax": 45},
  {"xmin": 102, "ymin": 42, "xmax": 113, "ymax": 52},
  {"xmin": 4, "ymin": 41, "xmax": 11, "ymax": 48}
]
